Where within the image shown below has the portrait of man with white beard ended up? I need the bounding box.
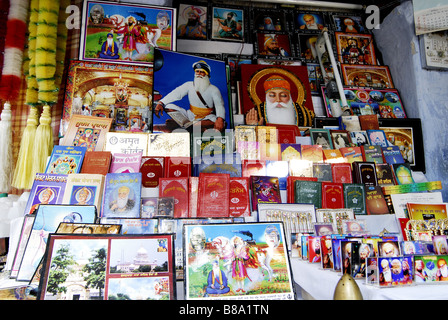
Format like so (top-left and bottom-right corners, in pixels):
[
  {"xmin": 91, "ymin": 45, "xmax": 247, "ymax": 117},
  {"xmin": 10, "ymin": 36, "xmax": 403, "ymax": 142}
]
[
  {"xmin": 245, "ymin": 74, "xmax": 314, "ymax": 127},
  {"xmin": 154, "ymin": 59, "xmax": 227, "ymax": 132},
  {"xmin": 109, "ymin": 186, "xmax": 137, "ymax": 217},
  {"xmin": 99, "ymin": 33, "xmax": 120, "ymax": 60}
]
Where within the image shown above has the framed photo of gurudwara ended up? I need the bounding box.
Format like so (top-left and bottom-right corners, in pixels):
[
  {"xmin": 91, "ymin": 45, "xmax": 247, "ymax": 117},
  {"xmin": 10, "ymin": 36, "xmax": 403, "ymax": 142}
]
[
  {"xmin": 79, "ymin": 0, "xmax": 176, "ymax": 66},
  {"xmin": 240, "ymin": 64, "xmax": 315, "ymax": 127},
  {"xmin": 183, "ymin": 222, "xmax": 295, "ymax": 300}
]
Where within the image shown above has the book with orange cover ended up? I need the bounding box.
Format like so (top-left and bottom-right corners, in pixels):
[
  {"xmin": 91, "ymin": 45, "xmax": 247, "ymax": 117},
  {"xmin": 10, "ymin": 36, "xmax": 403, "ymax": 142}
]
[{"xmin": 81, "ymin": 151, "xmax": 112, "ymax": 175}]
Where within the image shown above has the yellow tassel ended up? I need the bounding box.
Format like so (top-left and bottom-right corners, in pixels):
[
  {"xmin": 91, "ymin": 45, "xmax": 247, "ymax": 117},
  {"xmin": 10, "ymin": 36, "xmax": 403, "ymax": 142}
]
[
  {"xmin": 30, "ymin": 104, "xmax": 53, "ymax": 178},
  {"xmin": 0, "ymin": 102, "xmax": 13, "ymax": 193},
  {"xmin": 25, "ymin": 0, "xmax": 40, "ymax": 106},
  {"xmin": 11, "ymin": 106, "xmax": 39, "ymax": 190}
]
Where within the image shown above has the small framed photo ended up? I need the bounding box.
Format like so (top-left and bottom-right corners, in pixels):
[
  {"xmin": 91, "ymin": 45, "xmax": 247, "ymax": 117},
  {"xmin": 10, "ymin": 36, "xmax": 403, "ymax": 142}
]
[
  {"xmin": 330, "ymin": 130, "xmax": 351, "ymax": 149},
  {"xmin": 176, "ymin": 3, "xmax": 208, "ymax": 40},
  {"xmin": 349, "ymin": 130, "xmax": 370, "ymax": 146},
  {"xmin": 156, "ymin": 197, "xmax": 175, "ymax": 218},
  {"xmin": 313, "ymin": 223, "xmax": 335, "ymax": 236},
  {"xmin": 341, "ymin": 219, "xmax": 368, "ymax": 235},
  {"xmin": 310, "ymin": 128, "xmax": 333, "ymax": 149},
  {"xmin": 294, "ymin": 11, "xmax": 326, "ymax": 32},
  {"xmin": 297, "ymin": 34, "xmax": 319, "ymax": 62},
  {"xmin": 335, "ymin": 32, "xmax": 377, "ymax": 65},
  {"xmin": 341, "ymin": 64, "xmax": 394, "ymax": 88},
  {"xmin": 331, "ymin": 14, "xmax": 369, "ymax": 34},
  {"xmin": 366, "ymin": 129, "xmax": 389, "ymax": 147},
  {"xmin": 251, "ymin": 7, "xmax": 289, "ymax": 32},
  {"xmin": 211, "ymin": 6, "xmax": 245, "ymax": 42},
  {"xmin": 254, "ymin": 32, "xmax": 294, "ymax": 58}
]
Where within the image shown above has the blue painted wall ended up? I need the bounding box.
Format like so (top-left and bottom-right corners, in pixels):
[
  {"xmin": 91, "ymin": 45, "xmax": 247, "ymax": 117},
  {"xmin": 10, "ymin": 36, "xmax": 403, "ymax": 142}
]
[{"xmin": 373, "ymin": 0, "xmax": 448, "ymax": 201}]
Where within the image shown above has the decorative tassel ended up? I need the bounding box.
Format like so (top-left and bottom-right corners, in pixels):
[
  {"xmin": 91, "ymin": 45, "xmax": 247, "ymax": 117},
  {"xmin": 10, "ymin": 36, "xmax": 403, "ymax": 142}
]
[
  {"xmin": 11, "ymin": 106, "xmax": 39, "ymax": 189},
  {"xmin": 30, "ymin": 104, "xmax": 53, "ymax": 177},
  {"xmin": 0, "ymin": 102, "xmax": 13, "ymax": 193},
  {"xmin": 25, "ymin": 0, "xmax": 39, "ymax": 106}
]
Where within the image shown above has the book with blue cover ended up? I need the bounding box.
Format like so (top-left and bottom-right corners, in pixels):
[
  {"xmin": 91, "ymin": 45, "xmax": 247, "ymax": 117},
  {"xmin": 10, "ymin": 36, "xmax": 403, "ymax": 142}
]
[
  {"xmin": 382, "ymin": 145, "xmax": 405, "ymax": 165},
  {"xmin": 24, "ymin": 173, "xmax": 68, "ymax": 215},
  {"xmin": 45, "ymin": 145, "xmax": 87, "ymax": 174}
]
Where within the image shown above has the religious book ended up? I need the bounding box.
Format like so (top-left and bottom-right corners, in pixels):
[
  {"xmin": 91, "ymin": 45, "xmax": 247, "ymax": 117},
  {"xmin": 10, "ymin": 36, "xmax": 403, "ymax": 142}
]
[
  {"xmin": 322, "ymin": 149, "xmax": 346, "ymax": 163},
  {"xmin": 392, "ymin": 163, "xmax": 415, "ymax": 185},
  {"xmin": 352, "ymin": 162, "xmax": 378, "ymax": 186},
  {"xmin": 280, "ymin": 143, "xmax": 302, "ymax": 161},
  {"xmin": 382, "ymin": 145, "xmax": 405, "ymax": 165},
  {"xmin": 109, "ymin": 152, "xmax": 143, "ymax": 173},
  {"xmin": 313, "ymin": 163, "xmax": 332, "ymax": 182},
  {"xmin": 167, "ymin": 110, "xmax": 197, "ymax": 129},
  {"xmin": 159, "ymin": 177, "xmax": 189, "ymax": 218},
  {"xmin": 251, "ymin": 176, "xmax": 281, "ymax": 211},
  {"xmin": 192, "ymin": 153, "xmax": 242, "ymax": 177},
  {"xmin": 343, "ymin": 183, "xmax": 367, "ymax": 215},
  {"xmin": 358, "ymin": 114, "xmax": 379, "ymax": 130},
  {"xmin": 101, "ymin": 172, "xmax": 142, "ymax": 218},
  {"xmin": 301, "ymin": 144, "xmax": 323, "ymax": 163},
  {"xmin": 365, "ymin": 186, "xmax": 390, "ymax": 215},
  {"xmin": 229, "ymin": 177, "xmax": 251, "ymax": 218},
  {"xmin": 267, "ymin": 123, "xmax": 301, "ymax": 144},
  {"xmin": 164, "ymin": 157, "xmax": 191, "ymax": 178},
  {"xmin": 287, "ymin": 176, "xmax": 318, "ymax": 203},
  {"xmin": 366, "ymin": 129, "xmax": 388, "ymax": 147},
  {"xmin": 24, "ymin": 173, "xmax": 68, "ymax": 215},
  {"xmin": 147, "ymin": 132, "xmax": 190, "ymax": 157},
  {"xmin": 140, "ymin": 156, "xmax": 164, "ymax": 188},
  {"xmin": 104, "ymin": 132, "xmax": 149, "ymax": 156},
  {"xmin": 289, "ymin": 159, "xmax": 313, "ymax": 177},
  {"xmin": 62, "ymin": 173, "xmax": 105, "ymax": 212},
  {"xmin": 242, "ymin": 159, "xmax": 266, "ymax": 177},
  {"xmin": 80, "ymin": 151, "xmax": 112, "ymax": 175},
  {"xmin": 407, "ymin": 203, "xmax": 448, "ymax": 220},
  {"xmin": 237, "ymin": 141, "xmax": 259, "ymax": 160},
  {"xmin": 362, "ymin": 145, "xmax": 384, "ymax": 164},
  {"xmin": 259, "ymin": 142, "xmax": 280, "ymax": 161},
  {"xmin": 61, "ymin": 114, "xmax": 112, "ymax": 152},
  {"xmin": 331, "ymin": 162, "xmax": 353, "ymax": 184},
  {"xmin": 191, "ymin": 131, "xmax": 234, "ymax": 158},
  {"xmin": 294, "ymin": 179, "xmax": 322, "ymax": 208},
  {"xmin": 340, "ymin": 146, "xmax": 363, "ymax": 164},
  {"xmin": 197, "ymin": 173, "xmax": 230, "ymax": 218},
  {"xmin": 45, "ymin": 145, "xmax": 87, "ymax": 175},
  {"xmin": 189, "ymin": 177, "xmax": 199, "ymax": 218},
  {"xmin": 339, "ymin": 115, "xmax": 361, "ymax": 131},
  {"xmin": 257, "ymin": 126, "xmax": 279, "ymax": 160},
  {"xmin": 390, "ymin": 192, "xmax": 443, "ymax": 219},
  {"xmin": 266, "ymin": 160, "xmax": 289, "ymax": 190},
  {"xmin": 375, "ymin": 163, "xmax": 395, "ymax": 186},
  {"xmin": 234, "ymin": 125, "xmax": 257, "ymax": 146},
  {"xmin": 321, "ymin": 182, "xmax": 345, "ymax": 209}
]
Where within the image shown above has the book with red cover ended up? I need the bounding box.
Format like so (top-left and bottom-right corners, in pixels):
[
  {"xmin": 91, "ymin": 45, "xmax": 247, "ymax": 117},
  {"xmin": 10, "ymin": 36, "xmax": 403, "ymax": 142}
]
[
  {"xmin": 197, "ymin": 173, "xmax": 230, "ymax": 218},
  {"xmin": 331, "ymin": 163, "xmax": 353, "ymax": 184},
  {"xmin": 242, "ymin": 159, "xmax": 266, "ymax": 177},
  {"xmin": 229, "ymin": 177, "xmax": 251, "ymax": 218},
  {"xmin": 358, "ymin": 114, "xmax": 379, "ymax": 130},
  {"xmin": 321, "ymin": 182, "xmax": 344, "ymax": 209},
  {"xmin": 140, "ymin": 157, "xmax": 164, "ymax": 188},
  {"xmin": 80, "ymin": 151, "xmax": 112, "ymax": 175},
  {"xmin": 365, "ymin": 186, "xmax": 390, "ymax": 215},
  {"xmin": 109, "ymin": 152, "xmax": 143, "ymax": 173},
  {"xmin": 266, "ymin": 123, "xmax": 301, "ymax": 144},
  {"xmin": 159, "ymin": 177, "xmax": 189, "ymax": 218},
  {"xmin": 189, "ymin": 177, "xmax": 199, "ymax": 218},
  {"xmin": 250, "ymin": 176, "xmax": 281, "ymax": 211},
  {"xmin": 286, "ymin": 176, "xmax": 318, "ymax": 203},
  {"xmin": 164, "ymin": 157, "xmax": 191, "ymax": 178}
]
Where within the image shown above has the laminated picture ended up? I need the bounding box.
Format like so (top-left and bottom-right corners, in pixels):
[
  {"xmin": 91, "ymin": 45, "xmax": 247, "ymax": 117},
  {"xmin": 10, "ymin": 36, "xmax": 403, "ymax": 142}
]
[
  {"xmin": 211, "ymin": 6, "xmax": 245, "ymax": 42},
  {"xmin": 294, "ymin": 11, "xmax": 326, "ymax": 32},
  {"xmin": 251, "ymin": 8, "xmax": 288, "ymax": 32},
  {"xmin": 255, "ymin": 32, "xmax": 293, "ymax": 58},
  {"xmin": 177, "ymin": 3, "xmax": 208, "ymax": 40}
]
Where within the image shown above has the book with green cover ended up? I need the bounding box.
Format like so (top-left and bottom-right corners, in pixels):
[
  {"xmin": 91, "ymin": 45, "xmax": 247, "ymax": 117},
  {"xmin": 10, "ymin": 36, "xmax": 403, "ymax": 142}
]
[
  {"xmin": 343, "ymin": 183, "xmax": 367, "ymax": 215},
  {"xmin": 294, "ymin": 180, "xmax": 322, "ymax": 208}
]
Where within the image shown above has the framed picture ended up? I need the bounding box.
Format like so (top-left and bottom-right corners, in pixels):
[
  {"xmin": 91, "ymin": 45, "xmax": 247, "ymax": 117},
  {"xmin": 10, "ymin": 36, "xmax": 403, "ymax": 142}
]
[
  {"xmin": 294, "ymin": 11, "xmax": 326, "ymax": 32},
  {"xmin": 251, "ymin": 8, "xmax": 289, "ymax": 32},
  {"xmin": 335, "ymin": 32, "xmax": 377, "ymax": 65},
  {"xmin": 306, "ymin": 63, "xmax": 324, "ymax": 95},
  {"xmin": 79, "ymin": 0, "xmax": 176, "ymax": 66},
  {"xmin": 152, "ymin": 49, "xmax": 232, "ymax": 133},
  {"xmin": 310, "ymin": 128, "xmax": 333, "ymax": 149},
  {"xmin": 330, "ymin": 130, "xmax": 351, "ymax": 149},
  {"xmin": 183, "ymin": 222, "xmax": 295, "ymax": 300},
  {"xmin": 56, "ymin": 222, "xmax": 121, "ymax": 234},
  {"xmin": 331, "ymin": 14, "xmax": 369, "ymax": 34},
  {"xmin": 211, "ymin": 6, "xmax": 245, "ymax": 42},
  {"xmin": 38, "ymin": 234, "xmax": 175, "ymax": 300},
  {"xmin": 366, "ymin": 129, "xmax": 389, "ymax": 147},
  {"xmin": 297, "ymin": 34, "xmax": 319, "ymax": 62},
  {"xmin": 313, "ymin": 223, "xmax": 335, "ymax": 236},
  {"xmin": 176, "ymin": 3, "xmax": 208, "ymax": 40},
  {"xmin": 254, "ymin": 32, "xmax": 294, "ymax": 58},
  {"xmin": 321, "ymin": 86, "xmax": 407, "ymax": 118},
  {"xmin": 60, "ymin": 60, "xmax": 153, "ymax": 136},
  {"xmin": 349, "ymin": 130, "xmax": 370, "ymax": 146},
  {"xmin": 340, "ymin": 64, "xmax": 394, "ymax": 89},
  {"xmin": 341, "ymin": 219, "xmax": 368, "ymax": 235},
  {"xmin": 378, "ymin": 118, "xmax": 425, "ymax": 172}
]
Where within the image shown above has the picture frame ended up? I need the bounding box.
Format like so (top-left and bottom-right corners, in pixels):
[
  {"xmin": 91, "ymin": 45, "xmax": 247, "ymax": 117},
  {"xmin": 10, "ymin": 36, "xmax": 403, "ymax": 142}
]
[
  {"xmin": 254, "ymin": 32, "xmax": 295, "ymax": 59},
  {"xmin": 55, "ymin": 222, "xmax": 121, "ymax": 234},
  {"xmin": 340, "ymin": 64, "xmax": 394, "ymax": 89},
  {"xmin": 331, "ymin": 14, "xmax": 369, "ymax": 34},
  {"xmin": 349, "ymin": 130, "xmax": 370, "ymax": 146},
  {"xmin": 335, "ymin": 32, "xmax": 377, "ymax": 65},
  {"xmin": 366, "ymin": 129, "xmax": 389, "ymax": 147},
  {"xmin": 37, "ymin": 234, "xmax": 176, "ymax": 300},
  {"xmin": 330, "ymin": 129, "xmax": 351, "ymax": 149},
  {"xmin": 297, "ymin": 34, "xmax": 319, "ymax": 62},
  {"xmin": 251, "ymin": 7, "xmax": 289, "ymax": 33},
  {"xmin": 211, "ymin": 6, "xmax": 246, "ymax": 42},
  {"xmin": 176, "ymin": 3, "xmax": 208, "ymax": 40},
  {"xmin": 313, "ymin": 223, "xmax": 335, "ymax": 236},
  {"xmin": 294, "ymin": 11, "xmax": 327, "ymax": 33},
  {"xmin": 79, "ymin": 0, "xmax": 176, "ymax": 66},
  {"xmin": 60, "ymin": 60, "xmax": 153, "ymax": 136},
  {"xmin": 341, "ymin": 219, "xmax": 369, "ymax": 235},
  {"xmin": 309, "ymin": 128, "xmax": 333, "ymax": 149},
  {"xmin": 378, "ymin": 118, "xmax": 425, "ymax": 173},
  {"xmin": 183, "ymin": 222, "xmax": 296, "ymax": 300}
]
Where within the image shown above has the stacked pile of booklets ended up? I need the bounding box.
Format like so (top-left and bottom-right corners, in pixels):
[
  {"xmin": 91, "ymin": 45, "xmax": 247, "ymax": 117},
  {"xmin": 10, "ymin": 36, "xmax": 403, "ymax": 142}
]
[{"xmin": 4, "ymin": 0, "xmax": 446, "ymax": 301}]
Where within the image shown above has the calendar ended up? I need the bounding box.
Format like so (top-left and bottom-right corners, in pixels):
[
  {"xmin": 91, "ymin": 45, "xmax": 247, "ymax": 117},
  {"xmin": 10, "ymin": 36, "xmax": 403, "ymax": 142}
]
[
  {"xmin": 420, "ymin": 30, "xmax": 448, "ymax": 70},
  {"xmin": 413, "ymin": 0, "xmax": 448, "ymax": 35}
]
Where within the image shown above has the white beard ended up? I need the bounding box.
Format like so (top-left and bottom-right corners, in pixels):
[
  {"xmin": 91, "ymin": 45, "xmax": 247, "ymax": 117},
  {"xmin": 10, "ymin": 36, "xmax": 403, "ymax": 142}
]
[
  {"xmin": 117, "ymin": 195, "xmax": 129, "ymax": 209},
  {"xmin": 107, "ymin": 38, "xmax": 114, "ymax": 47},
  {"xmin": 306, "ymin": 23, "xmax": 319, "ymax": 30},
  {"xmin": 265, "ymin": 95, "xmax": 296, "ymax": 125},
  {"xmin": 441, "ymin": 266, "xmax": 448, "ymax": 278},
  {"xmin": 194, "ymin": 75, "xmax": 210, "ymax": 93},
  {"xmin": 383, "ymin": 269, "xmax": 392, "ymax": 282}
]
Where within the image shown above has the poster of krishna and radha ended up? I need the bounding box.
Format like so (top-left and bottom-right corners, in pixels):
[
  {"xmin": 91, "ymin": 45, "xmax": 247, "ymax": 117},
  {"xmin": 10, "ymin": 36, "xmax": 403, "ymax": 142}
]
[{"xmin": 184, "ymin": 223, "xmax": 295, "ymax": 300}]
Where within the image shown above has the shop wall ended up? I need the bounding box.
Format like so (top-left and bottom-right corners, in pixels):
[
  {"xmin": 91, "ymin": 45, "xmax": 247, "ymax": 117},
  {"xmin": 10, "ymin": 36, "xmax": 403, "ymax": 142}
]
[{"xmin": 373, "ymin": 0, "xmax": 448, "ymax": 201}]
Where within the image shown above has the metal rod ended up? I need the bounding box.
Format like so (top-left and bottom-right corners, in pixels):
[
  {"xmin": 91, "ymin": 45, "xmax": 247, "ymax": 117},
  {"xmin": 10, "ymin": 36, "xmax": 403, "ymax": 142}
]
[{"xmin": 251, "ymin": 0, "xmax": 364, "ymax": 10}]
